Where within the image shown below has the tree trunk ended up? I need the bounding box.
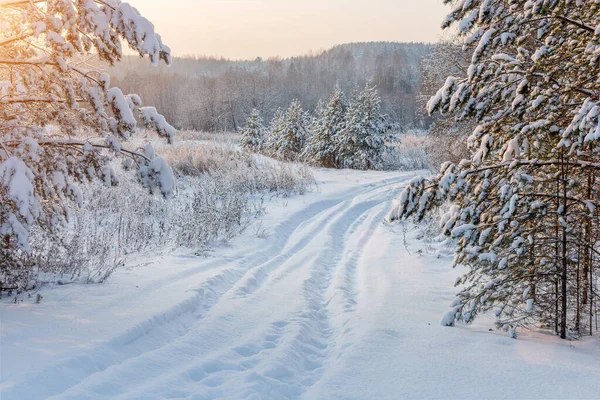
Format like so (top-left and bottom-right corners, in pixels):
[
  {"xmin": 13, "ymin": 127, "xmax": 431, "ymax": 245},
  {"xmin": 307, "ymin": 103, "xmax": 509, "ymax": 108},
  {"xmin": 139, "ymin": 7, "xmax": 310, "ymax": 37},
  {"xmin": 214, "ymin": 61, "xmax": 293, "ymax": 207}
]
[
  {"xmin": 582, "ymin": 173, "xmax": 592, "ymax": 308},
  {"xmin": 591, "ymin": 251, "xmax": 595, "ymax": 336},
  {"xmin": 560, "ymin": 153, "xmax": 568, "ymax": 340},
  {"xmin": 561, "ymin": 225, "xmax": 568, "ymax": 339},
  {"xmin": 575, "ymin": 241, "xmax": 581, "ymax": 333},
  {"xmin": 554, "ymin": 174, "xmax": 561, "ymax": 335}
]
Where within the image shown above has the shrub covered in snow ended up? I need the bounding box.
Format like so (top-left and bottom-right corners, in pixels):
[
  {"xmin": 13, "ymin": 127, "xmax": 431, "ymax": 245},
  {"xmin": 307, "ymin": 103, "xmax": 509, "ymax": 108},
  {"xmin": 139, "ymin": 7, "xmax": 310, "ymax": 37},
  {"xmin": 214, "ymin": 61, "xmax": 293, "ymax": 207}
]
[
  {"xmin": 5, "ymin": 138, "xmax": 314, "ymax": 294},
  {"xmin": 160, "ymin": 139, "xmax": 315, "ymax": 196},
  {"xmin": 382, "ymin": 132, "xmax": 431, "ymax": 171}
]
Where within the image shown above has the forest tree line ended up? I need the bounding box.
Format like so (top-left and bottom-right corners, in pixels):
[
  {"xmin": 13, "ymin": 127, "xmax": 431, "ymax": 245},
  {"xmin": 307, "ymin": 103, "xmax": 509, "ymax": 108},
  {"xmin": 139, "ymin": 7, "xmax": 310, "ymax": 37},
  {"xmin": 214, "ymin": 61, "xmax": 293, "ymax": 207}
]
[{"xmin": 110, "ymin": 42, "xmax": 432, "ymax": 132}]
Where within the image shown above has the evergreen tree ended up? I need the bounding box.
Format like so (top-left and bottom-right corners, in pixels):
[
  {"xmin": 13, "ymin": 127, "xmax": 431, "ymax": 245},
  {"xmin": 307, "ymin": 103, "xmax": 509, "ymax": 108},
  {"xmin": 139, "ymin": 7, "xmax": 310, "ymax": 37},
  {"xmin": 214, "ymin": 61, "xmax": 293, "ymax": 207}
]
[
  {"xmin": 389, "ymin": 0, "xmax": 600, "ymax": 339},
  {"xmin": 302, "ymin": 88, "xmax": 347, "ymax": 168},
  {"xmin": 264, "ymin": 108, "xmax": 284, "ymax": 157},
  {"xmin": 240, "ymin": 109, "xmax": 265, "ymax": 153},
  {"xmin": 338, "ymin": 85, "xmax": 394, "ymax": 170},
  {"xmin": 0, "ymin": 0, "xmax": 174, "ymax": 291},
  {"xmin": 419, "ymin": 39, "xmax": 475, "ymax": 172},
  {"xmin": 266, "ymin": 100, "xmax": 310, "ymax": 162}
]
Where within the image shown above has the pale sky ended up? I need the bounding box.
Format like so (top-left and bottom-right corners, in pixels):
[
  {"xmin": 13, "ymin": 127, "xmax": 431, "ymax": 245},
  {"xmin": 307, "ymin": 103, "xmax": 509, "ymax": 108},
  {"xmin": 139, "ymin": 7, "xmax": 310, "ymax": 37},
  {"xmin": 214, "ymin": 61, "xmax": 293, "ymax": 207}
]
[{"xmin": 131, "ymin": 0, "xmax": 451, "ymax": 59}]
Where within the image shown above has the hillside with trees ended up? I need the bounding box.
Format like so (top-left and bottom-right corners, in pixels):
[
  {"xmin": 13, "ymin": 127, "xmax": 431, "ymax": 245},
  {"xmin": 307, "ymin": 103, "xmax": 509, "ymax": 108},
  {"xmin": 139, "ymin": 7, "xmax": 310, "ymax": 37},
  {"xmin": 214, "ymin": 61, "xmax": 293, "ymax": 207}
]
[{"xmin": 109, "ymin": 42, "xmax": 432, "ymax": 132}]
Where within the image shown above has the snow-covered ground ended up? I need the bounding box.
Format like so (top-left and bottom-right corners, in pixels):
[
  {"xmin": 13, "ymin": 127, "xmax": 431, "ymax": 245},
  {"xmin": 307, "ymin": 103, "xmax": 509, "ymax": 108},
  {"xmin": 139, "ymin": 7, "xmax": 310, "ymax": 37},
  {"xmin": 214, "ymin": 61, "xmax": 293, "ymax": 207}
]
[{"xmin": 1, "ymin": 169, "xmax": 599, "ymax": 400}]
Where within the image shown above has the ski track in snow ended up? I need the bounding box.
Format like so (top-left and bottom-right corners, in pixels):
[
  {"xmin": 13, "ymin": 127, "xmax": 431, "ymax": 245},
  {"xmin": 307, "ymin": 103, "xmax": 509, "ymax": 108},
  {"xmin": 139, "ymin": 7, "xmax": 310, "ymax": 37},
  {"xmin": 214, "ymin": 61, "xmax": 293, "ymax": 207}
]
[{"xmin": 2, "ymin": 170, "xmax": 600, "ymax": 400}]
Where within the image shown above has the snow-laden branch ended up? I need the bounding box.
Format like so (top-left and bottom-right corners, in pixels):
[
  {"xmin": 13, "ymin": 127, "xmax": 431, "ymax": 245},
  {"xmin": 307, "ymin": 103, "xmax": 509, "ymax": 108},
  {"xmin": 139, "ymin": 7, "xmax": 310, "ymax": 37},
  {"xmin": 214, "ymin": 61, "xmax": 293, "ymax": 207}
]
[
  {"xmin": 0, "ymin": 96, "xmax": 85, "ymax": 103},
  {"xmin": 0, "ymin": 0, "xmax": 176, "ymax": 272},
  {"xmin": 0, "ymin": 32, "xmax": 33, "ymax": 48},
  {"xmin": 1, "ymin": 138, "xmax": 149, "ymax": 162}
]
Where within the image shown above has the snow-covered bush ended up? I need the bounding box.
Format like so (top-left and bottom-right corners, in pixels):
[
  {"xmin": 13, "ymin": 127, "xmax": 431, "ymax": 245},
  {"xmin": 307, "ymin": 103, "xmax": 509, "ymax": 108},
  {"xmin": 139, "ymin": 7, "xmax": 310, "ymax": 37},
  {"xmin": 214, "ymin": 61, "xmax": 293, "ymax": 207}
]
[
  {"xmin": 424, "ymin": 122, "xmax": 473, "ymax": 172},
  {"xmin": 159, "ymin": 141, "xmax": 314, "ymax": 195},
  {"xmin": 8, "ymin": 139, "xmax": 314, "ymax": 293},
  {"xmin": 174, "ymin": 131, "xmax": 241, "ymax": 143},
  {"xmin": 383, "ymin": 132, "xmax": 430, "ymax": 171},
  {"xmin": 161, "ymin": 142, "xmax": 252, "ymax": 176},
  {"xmin": 0, "ymin": 1, "xmax": 175, "ymax": 292}
]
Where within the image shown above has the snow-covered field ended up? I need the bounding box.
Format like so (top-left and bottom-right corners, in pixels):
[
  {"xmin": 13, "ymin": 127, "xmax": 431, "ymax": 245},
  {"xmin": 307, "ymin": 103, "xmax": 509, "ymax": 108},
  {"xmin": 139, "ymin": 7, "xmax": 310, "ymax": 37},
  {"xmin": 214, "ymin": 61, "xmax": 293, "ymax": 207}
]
[{"xmin": 1, "ymin": 169, "xmax": 599, "ymax": 400}]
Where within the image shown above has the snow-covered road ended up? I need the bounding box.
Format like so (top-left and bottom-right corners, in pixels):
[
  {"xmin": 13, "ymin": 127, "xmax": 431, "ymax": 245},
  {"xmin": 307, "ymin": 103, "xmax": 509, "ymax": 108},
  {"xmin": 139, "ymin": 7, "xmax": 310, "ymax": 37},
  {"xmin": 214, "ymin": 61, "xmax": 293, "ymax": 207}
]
[{"xmin": 2, "ymin": 170, "xmax": 599, "ymax": 400}]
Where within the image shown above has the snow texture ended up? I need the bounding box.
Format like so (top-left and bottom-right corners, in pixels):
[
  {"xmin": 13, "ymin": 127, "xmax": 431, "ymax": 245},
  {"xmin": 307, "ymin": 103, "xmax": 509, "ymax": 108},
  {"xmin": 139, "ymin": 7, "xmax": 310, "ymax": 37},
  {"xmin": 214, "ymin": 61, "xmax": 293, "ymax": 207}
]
[{"xmin": 1, "ymin": 170, "xmax": 598, "ymax": 400}]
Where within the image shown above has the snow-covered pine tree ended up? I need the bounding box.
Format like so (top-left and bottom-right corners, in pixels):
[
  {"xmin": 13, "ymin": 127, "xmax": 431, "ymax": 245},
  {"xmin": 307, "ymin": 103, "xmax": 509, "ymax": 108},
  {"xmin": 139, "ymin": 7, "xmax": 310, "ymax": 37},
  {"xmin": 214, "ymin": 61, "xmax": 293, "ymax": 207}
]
[
  {"xmin": 240, "ymin": 109, "xmax": 265, "ymax": 153},
  {"xmin": 0, "ymin": 0, "xmax": 175, "ymax": 291},
  {"xmin": 266, "ymin": 100, "xmax": 310, "ymax": 162},
  {"xmin": 419, "ymin": 39, "xmax": 475, "ymax": 172},
  {"xmin": 338, "ymin": 85, "xmax": 394, "ymax": 170},
  {"xmin": 388, "ymin": 0, "xmax": 600, "ymax": 339},
  {"xmin": 302, "ymin": 88, "xmax": 347, "ymax": 168},
  {"xmin": 264, "ymin": 108, "xmax": 283, "ymax": 157}
]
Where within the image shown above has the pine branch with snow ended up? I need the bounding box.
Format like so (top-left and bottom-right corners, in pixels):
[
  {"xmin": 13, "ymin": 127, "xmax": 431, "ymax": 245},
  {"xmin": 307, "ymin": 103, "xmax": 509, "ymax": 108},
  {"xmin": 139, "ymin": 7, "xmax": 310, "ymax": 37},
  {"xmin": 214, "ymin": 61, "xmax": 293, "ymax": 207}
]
[
  {"xmin": 0, "ymin": 0, "xmax": 175, "ymax": 291},
  {"xmin": 389, "ymin": 0, "xmax": 600, "ymax": 338}
]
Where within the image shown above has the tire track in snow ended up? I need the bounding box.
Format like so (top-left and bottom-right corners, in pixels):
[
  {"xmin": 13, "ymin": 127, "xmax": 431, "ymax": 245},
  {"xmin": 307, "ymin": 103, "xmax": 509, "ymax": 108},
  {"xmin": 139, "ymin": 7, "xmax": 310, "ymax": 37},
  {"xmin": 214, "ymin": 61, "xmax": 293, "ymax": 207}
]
[
  {"xmin": 1, "ymin": 174, "xmax": 412, "ymax": 400},
  {"xmin": 2, "ymin": 198, "xmax": 348, "ymax": 400},
  {"xmin": 101, "ymin": 179, "xmax": 408, "ymax": 400},
  {"xmin": 212, "ymin": 185, "xmax": 404, "ymax": 399},
  {"xmin": 252, "ymin": 181, "xmax": 405, "ymax": 399},
  {"xmin": 231, "ymin": 200, "xmax": 348, "ymax": 298},
  {"xmin": 233, "ymin": 178, "xmax": 410, "ymax": 298},
  {"xmin": 117, "ymin": 195, "xmax": 391, "ymax": 400},
  {"xmin": 326, "ymin": 202, "xmax": 391, "ymax": 363}
]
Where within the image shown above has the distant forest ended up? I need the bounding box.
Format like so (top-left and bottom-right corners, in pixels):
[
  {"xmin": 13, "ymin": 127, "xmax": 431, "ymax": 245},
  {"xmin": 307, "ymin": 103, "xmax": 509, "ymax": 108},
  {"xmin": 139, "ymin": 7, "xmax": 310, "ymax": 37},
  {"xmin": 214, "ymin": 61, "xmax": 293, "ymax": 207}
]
[{"xmin": 110, "ymin": 42, "xmax": 434, "ymax": 132}]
